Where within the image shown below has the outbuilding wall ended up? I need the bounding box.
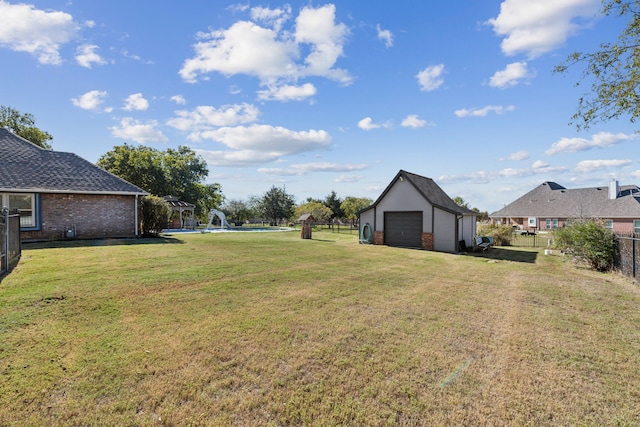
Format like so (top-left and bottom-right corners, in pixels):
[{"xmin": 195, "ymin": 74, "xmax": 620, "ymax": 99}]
[
  {"xmin": 373, "ymin": 180, "xmax": 433, "ymax": 233},
  {"xmin": 21, "ymin": 193, "xmax": 139, "ymax": 241}
]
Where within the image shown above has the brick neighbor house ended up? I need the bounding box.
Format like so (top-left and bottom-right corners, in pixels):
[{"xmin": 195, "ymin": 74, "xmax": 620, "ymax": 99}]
[
  {"xmin": 0, "ymin": 128, "xmax": 147, "ymax": 241},
  {"xmin": 490, "ymin": 180, "xmax": 640, "ymax": 234}
]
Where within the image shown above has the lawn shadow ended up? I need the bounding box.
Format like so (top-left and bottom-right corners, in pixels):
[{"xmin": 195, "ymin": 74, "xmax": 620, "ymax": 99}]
[
  {"xmin": 23, "ymin": 236, "xmax": 185, "ymax": 251},
  {"xmin": 467, "ymin": 247, "xmax": 538, "ymax": 263}
]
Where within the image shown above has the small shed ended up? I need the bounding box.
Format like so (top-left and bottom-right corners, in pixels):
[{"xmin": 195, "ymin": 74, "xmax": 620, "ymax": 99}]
[
  {"xmin": 298, "ymin": 213, "xmax": 315, "ymax": 239},
  {"xmin": 357, "ymin": 170, "xmax": 477, "ymax": 253}
]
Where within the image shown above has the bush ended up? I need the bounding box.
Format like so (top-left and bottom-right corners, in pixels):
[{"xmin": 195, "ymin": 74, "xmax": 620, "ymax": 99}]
[
  {"xmin": 140, "ymin": 196, "xmax": 172, "ymax": 237},
  {"xmin": 476, "ymin": 224, "xmax": 513, "ymax": 246},
  {"xmin": 552, "ymin": 220, "xmax": 616, "ymax": 272}
]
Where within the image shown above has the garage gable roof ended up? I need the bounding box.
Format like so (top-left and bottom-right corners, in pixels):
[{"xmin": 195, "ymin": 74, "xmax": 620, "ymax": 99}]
[
  {"xmin": 0, "ymin": 128, "xmax": 147, "ymax": 195},
  {"xmin": 361, "ymin": 170, "xmax": 476, "ymax": 216}
]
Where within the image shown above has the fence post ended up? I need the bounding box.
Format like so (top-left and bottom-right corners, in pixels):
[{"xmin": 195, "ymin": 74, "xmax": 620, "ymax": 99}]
[{"xmin": 1, "ymin": 207, "xmax": 7, "ymax": 274}]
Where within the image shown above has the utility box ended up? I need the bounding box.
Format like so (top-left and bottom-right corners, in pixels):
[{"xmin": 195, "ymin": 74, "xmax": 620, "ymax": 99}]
[{"xmin": 298, "ymin": 213, "xmax": 315, "ymax": 239}]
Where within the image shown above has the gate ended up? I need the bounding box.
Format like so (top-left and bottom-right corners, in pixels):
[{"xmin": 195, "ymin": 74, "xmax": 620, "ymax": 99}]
[{"xmin": 0, "ymin": 208, "xmax": 21, "ymax": 279}]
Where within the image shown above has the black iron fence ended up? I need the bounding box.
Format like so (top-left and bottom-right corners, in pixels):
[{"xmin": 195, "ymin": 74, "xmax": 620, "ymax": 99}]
[
  {"xmin": 615, "ymin": 234, "xmax": 639, "ymax": 282},
  {"xmin": 509, "ymin": 232, "xmax": 553, "ymax": 248},
  {"xmin": 0, "ymin": 208, "xmax": 21, "ymax": 279}
]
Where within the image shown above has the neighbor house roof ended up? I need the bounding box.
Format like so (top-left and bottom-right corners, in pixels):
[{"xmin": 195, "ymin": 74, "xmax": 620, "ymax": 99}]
[
  {"xmin": 360, "ymin": 170, "xmax": 477, "ymax": 216},
  {"xmin": 0, "ymin": 128, "xmax": 147, "ymax": 195},
  {"xmin": 490, "ymin": 181, "xmax": 640, "ymax": 219}
]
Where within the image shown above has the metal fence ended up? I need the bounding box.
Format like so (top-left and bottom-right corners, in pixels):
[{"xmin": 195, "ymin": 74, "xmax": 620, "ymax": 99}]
[
  {"xmin": 0, "ymin": 208, "xmax": 22, "ymax": 279},
  {"xmin": 508, "ymin": 232, "xmax": 553, "ymax": 248},
  {"xmin": 615, "ymin": 234, "xmax": 639, "ymax": 282}
]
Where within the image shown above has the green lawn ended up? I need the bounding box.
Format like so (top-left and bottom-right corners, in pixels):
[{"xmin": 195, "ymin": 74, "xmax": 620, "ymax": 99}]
[{"xmin": 1, "ymin": 230, "xmax": 639, "ymax": 426}]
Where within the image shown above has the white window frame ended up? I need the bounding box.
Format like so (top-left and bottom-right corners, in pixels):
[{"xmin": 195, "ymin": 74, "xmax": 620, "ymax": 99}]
[
  {"xmin": 1, "ymin": 193, "xmax": 37, "ymax": 229},
  {"xmin": 634, "ymin": 220, "xmax": 640, "ymax": 234},
  {"xmin": 604, "ymin": 219, "xmax": 613, "ymax": 229}
]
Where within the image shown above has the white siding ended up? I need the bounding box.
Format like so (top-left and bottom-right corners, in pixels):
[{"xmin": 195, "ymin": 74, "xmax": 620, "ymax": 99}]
[
  {"xmin": 433, "ymin": 207, "xmax": 456, "ymax": 252},
  {"xmin": 374, "ymin": 180, "xmax": 433, "ymax": 232},
  {"xmin": 459, "ymin": 215, "xmax": 476, "ymax": 249}
]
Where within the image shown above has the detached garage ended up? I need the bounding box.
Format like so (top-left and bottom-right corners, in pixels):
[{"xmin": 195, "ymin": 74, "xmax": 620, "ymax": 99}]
[{"xmin": 358, "ymin": 170, "xmax": 477, "ymax": 253}]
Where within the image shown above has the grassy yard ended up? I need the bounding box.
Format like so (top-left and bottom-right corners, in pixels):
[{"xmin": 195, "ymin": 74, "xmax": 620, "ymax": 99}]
[{"xmin": 1, "ymin": 230, "xmax": 639, "ymax": 426}]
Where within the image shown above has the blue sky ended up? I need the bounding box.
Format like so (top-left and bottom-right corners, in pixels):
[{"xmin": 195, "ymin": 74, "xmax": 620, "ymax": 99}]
[{"xmin": 0, "ymin": 0, "xmax": 636, "ymax": 212}]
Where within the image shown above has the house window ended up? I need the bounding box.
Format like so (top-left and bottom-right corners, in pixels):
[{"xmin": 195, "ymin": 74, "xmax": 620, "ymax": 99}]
[
  {"xmin": 528, "ymin": 217, "xmax": 537, "ymax": 227},
  {"xmin": 545, "ymin": 219, "xmax": 551, "ymax": 229},
  {"xmin": 1, "ymin": 193, "xmax": 38, "ymax": 229},
  {"xmin": 604, "ymin": 219, "xmax": 613, "ymax": 229},
  {"xmin": 634, "ymin": 220, "xmax": 640, "ymax": 233}
]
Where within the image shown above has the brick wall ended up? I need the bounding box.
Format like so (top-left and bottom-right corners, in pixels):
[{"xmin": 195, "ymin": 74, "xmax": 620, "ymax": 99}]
[
  {"xmin": 421, "ymin": 232, "xmax": 434, "ymax": 250},
  {"xmin": 22, "ymin": 193, "xmax": 139, "ymax": 241},
  {"xmin": 374, "ymin": 231, "xmax": 384, "ymax": 245}
]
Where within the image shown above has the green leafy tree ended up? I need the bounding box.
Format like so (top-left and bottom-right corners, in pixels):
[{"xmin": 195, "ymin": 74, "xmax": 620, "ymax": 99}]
[
  {"xmin": 341, "ymin": 196, "xmax": 373, "ymax": 225},
  {"xmin": 294, "ymin": 201, "xmax": 333, "ymax": 223},
  {"xmin": 555, "ymin": 1, "xmax": 640, "ymax": 130},
  {"xmin": 552, "ymin": 219, "xmax": 616, "ymax": 271},
  {"xmin": 0, "ymin": 105, "xmax": 53, "ymax": 149},
  {"xmin": 258, "ymin": 186, "xmax": 295, "ymax": 225},
  {"xmin": 140, "ymin": 195, "xmax": 172, "ymax": 236},
  {"xmin": 452, "ymin": 196, "xmax": 470, "ymax": 209},
  {"xmin": 222, "ymin": 199, "xmax": 252, "ymax": 223},
  {"xmin": 98, "ymin": 144, "xmax": 221, "ymax": 218},
  {"xmin": 324, "ymin": 191, "xmax": 344, "ymax": 220}
]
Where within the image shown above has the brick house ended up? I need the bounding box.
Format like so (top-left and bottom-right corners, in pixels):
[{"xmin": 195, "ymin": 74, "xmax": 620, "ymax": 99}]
[
  {"xmin": 490, "ymin": 180, "xmax": 640, "ymax": 234},
  {"xmin": 357, "ymin": 170, "xmax": 477, "ymax": 253},
  {"xmin": 0, "ymin": 128, "xmax": 147, "ymax": 241}
]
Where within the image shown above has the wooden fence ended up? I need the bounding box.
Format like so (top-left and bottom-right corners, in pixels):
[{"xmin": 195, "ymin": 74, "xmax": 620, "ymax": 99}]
[{"xmin": 0, "ymin": 208, "xmax": 21, "ymax": 279}]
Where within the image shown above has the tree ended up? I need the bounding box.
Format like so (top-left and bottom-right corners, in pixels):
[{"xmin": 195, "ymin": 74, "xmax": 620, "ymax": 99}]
[
  {"xmin": 554, "ymin": 1, "xmax": 640, "ymax": 130},
  {"xmin": 97, "ymin": 144, "xmax": 222, "ymax": 219},
  {"xmin": 294, "ymin": 201, "xmax": 333, "ymax": 222},
  {"xmin": 452, "ymin": 196, "xmax": 470, "ymax": 209},
  {"xmin": 324, "ymin": 191, "xmax": 344, "ymax": 220},
  {"xmin": 140, "ymin": 195, "xmax": 172, "ymax": 237},
  {"xmin": 0, "ymin": 106, "xmax": 53, "ymax": 149},
  {"xmin": 340, "ymin": 196, "xmax": 373, "ymax": 225},
  {"xmin": 223, "ymin": 199, "xmax": 252, "ymax": 223},
  {"xmin": 258, "ymin": 186, "xmax": 295, "ymax": 225}
]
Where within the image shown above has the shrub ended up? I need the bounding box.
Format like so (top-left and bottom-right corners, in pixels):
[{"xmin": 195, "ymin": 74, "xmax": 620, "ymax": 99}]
[
  {"xmin": 140, "ymin": 196, "xmax": 172, "ymax": 237},
  {"xmin": 477, "ymin": 224, "xmax": 513, "ymax": 246},
  {"xmin": 552, "ymin": 220, "xmax": 616, "ymax": 272}
]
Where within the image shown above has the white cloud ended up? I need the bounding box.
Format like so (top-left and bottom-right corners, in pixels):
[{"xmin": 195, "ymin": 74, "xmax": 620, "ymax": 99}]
[
  {"xmin": 335, "ymin": 174, "xmax": 363, "ymax": 183},
  {"xmin": 455, "ymin": 105, "xmax": 515, "ymax": 117},
  {"xmin": 532, "ymin": 160, "xmax": 549, "ymax": 168},
  {"xmin": 501, "ymin": 150, "xmax": 530, "ymax": 161},
  {"xmin": 170, "ymin": 95, "xmax": 186, "ymax": 105},
  {"xmin": 377, "ymin": 24, "xmax": 393, "ymax": 47},
  {"xmin": 489, "ymin": 62, "xmax": 533, "ymax": 88},
  {"xmin": 545, "ymin": 131, "xmax": 636, "ymax": 155},
  {"xmin": 75, "ymin": 44, "xmax": 106, "ymax": 68},
  {"xmin": 439, "ymin": 163, "xmax": 568, "ymax": 184},
  {"xmin": 0, "ymin": 0, "xmax": 79, "ymax": 64},
  {"xmin": 257, "ymin": 83, "xmax": 317, "ymax": 101},
  {"xmin": 487, "ymin": 0, "xmax": 599, "ymax": 58},
  {"xmin": 250, "ymin": 5, "xmax": 291, "ymax": 31},
  {"xmin": 575, "ymin": 159, "xmax": 632, "ymax": 173},
  {"xmin": 193, "ymin": 124, "xmax": 332, "ymax": 166},
  {"xmin": 71, "ymin": 90, "xmax": 108, "ymax": 110},
  {"xmin": 401, "ymin": 114, "xmax": 430, "ymax": 128},
  {"xmin": 416, "ymin": 64, "xmax": 445, "ymax": 91},
  {"xmin": 179, "ymin": 4, "xmax": 351, "ymax": 89},
  {"xmin": 358, "ymin": 117, "xmax": 391, "ymax": 131},
  {"xmin": 110, "ymin": 118, "xmax": 168, "ymax": 144},
  {"xmin": 259, "ymin": 162, "xmax": 367, "ymax": 176},
  {"xmin": 123, "ymin": 93, "xmax": 149, "ymax": 111},
  {"xmin": 167, "ymin": 103, "xmax": 260, "ymax": 138}
]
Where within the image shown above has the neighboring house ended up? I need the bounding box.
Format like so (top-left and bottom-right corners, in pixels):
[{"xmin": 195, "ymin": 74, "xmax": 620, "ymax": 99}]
[
  {"xmin": 0, "ymin": 128, "xmax": 148, "ymax": 241},
  {"xmin": 490, "ymin": 180, "xmax": 640, "ymax": 234},
  {"xmin": 358, "ymin": 170, "xmax": 477, "ymax": 253}
]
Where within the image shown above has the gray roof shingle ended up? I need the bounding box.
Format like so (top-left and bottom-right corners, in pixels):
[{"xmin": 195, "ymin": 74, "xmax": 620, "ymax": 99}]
[
  {"xmin": 0, "ymin": 128, "xmax": 147, "ymax": 195},
  {"xmin": 363, "ymin": 170, "xmax": 476, "ymax": 216},
  {"xmin": 490, "ymin": 181, "xmax": 640, "ymax": 219}
]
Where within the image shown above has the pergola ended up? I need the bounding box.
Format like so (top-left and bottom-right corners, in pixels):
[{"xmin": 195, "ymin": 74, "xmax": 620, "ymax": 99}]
[{"xmin": 163, "ymin": 195, "xmax": 196, "ymax": 229}]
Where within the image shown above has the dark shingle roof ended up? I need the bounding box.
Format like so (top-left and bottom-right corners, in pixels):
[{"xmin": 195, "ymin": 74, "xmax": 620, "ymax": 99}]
[
  {"xmin": 490, "ymin": 181, "xmax": 640, "ymax": 219},
  {"xmin": 362, "ymin": 170, "xmax": 476, "ymax": 216},
  {"xmin": 0, "ymin": 128, "xmax": 147, "ymax": 195}
]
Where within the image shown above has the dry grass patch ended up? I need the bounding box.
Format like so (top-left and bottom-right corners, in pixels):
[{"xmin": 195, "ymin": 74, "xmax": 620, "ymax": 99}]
[{"xmin": 1, "ymin": 232, "xmax": 639, "ymax": 425}]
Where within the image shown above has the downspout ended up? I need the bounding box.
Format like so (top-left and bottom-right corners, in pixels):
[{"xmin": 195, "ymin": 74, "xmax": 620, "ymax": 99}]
[{"xmin": 135, "ymin": 195, "xmax": 139, "ymax": 237}]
